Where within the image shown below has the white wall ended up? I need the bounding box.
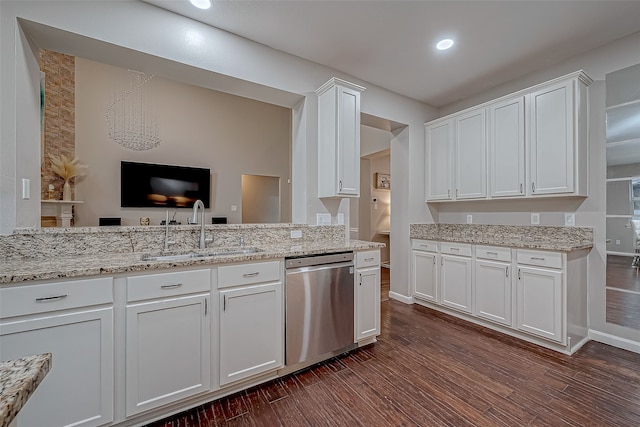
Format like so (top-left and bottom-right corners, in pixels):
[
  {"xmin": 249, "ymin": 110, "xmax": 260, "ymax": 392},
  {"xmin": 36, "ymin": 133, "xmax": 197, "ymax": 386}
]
[
  {"xmin": 74, "ymin": 58, "xmax": 290, "ymax": 226},
  {"xmin": 434, "ymin": 30, "xmax": 640, "ymax": 348}
]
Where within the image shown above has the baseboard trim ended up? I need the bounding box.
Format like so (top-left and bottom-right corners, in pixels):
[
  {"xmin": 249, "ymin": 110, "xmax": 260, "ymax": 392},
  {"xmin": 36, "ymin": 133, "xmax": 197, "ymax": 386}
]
[
  {"xmin": 589, "ymin": 330, "xmax": 640, "ymax": 354},
  {"xmin": 389, "ymin": 291, "xmax": 413, "ymax": 304}
]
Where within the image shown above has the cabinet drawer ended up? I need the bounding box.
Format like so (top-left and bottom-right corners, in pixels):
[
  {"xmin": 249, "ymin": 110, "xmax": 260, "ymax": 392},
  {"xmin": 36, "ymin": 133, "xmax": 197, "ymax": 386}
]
[
  {"xmin": 356, "ymin": 250, "xmax": 380, "ymax": 268},
  {"xmin": 476, "ymin": 245, "xmax": 512, "ymax": 262},
  {"xmin": 0, "ymin": 277, "xmax": 113, "ymax": 319},
  {"xmin": 517, "ymin": 250, "xmax": 563, "ymax": 269},
  {"xmin": 411, "ymin": 240, "xmax": 438, "ymax": 252},
  {"xmin": 440, "ymin": 242, "xmax": 472, "ymax": 257},
  {"xmin": 218, "ymin": 261, "xmax": 281, "ymax": 289},
  {"xmin": 127, "ymin": 269, "xmax": 211, "ymax": 302}
]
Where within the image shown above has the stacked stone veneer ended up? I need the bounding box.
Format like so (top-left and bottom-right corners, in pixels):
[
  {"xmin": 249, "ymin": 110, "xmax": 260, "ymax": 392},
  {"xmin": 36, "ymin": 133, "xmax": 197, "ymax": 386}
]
[
  {"xmin": 410, "ymin": 223, "xmax": 593, "ymax": 251},
  {"xmin": 40, "ymin": 49, "xmax": 75, "ymax": 201},
  {"xmin": 0, "ymin": 224, "xmax": 346, "ymax": 261}
]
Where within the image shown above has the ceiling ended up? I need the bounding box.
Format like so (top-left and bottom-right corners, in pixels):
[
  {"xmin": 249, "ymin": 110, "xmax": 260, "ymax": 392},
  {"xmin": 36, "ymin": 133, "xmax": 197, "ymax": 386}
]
[{"xmin": 143, "ymin": 0, "xmax": 640, "ymax": 108}]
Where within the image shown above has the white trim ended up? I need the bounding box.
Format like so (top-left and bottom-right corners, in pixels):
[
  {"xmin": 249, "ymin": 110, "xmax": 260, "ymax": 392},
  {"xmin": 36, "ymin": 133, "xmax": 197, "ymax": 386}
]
[
  {"xmin": 388, "ymin": 291, "xmax": 413, "ymax": 304},
  {"xmin": 589, "ymin": 330, "xmax": 640, "ymax": 354}
]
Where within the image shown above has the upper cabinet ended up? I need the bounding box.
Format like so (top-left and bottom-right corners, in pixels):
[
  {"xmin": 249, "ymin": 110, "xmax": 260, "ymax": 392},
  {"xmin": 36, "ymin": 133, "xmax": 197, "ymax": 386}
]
[
  {"xmin": 425, "ymin": 71, "xmax": 592, "ymax": 202},
  {"xmin": 425, "ymin": 107, "xmax": 487, "ymax": 201},
  {"xmin": 317, "ymin": 78, "xmax": 365, "ymax": 198}
]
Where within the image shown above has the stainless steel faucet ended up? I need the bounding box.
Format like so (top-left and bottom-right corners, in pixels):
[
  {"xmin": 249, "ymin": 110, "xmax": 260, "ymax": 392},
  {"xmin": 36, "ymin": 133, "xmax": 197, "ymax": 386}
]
[{"xmin": 190, "ymin": 200, "xmax": 213, "ymax": 249}]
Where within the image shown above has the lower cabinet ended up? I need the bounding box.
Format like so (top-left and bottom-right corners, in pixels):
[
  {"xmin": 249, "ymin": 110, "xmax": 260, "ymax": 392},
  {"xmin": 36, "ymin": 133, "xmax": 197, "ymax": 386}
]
[
  {"xmin": 412, "ymin": 249, "xmax": 438, "ymax": 303},
  {"xmin": 125, "ymin": 293, "xmax": 211, "ymax": 416},
  {"xmin": 125, "ymin": 268, "xmax": 212, "ymax": 417},
  {"xmin": 440, "ymin": 254, "xmax": 472, "ymax": 313},
  {"xmin": 218, "ymin": 282, "xmax": 283, "ymax": 386},
  {"xmin": 516, "ymin": 266, "xmax": 563, "ymax": 342},
  {"xmin": 217, "ymin": 260, "xmax": 283, "ymax": 387},
  {"xmin": 0, "ymin": 277, "xmax": 114, "ymax": 427},
  {"xmin": 355, "ymin": 250, "xmax": 381, "ymax": 342},
  {"xmin": 474, "ymin": 259, "xmax": 512, "ymax": 326}
]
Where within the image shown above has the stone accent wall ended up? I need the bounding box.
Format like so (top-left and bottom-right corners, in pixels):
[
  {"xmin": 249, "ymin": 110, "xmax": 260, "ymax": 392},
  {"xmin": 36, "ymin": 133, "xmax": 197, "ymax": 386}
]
[{"xmin": 39, "ymin": 49, "xmax": 75, "ymax": 200}]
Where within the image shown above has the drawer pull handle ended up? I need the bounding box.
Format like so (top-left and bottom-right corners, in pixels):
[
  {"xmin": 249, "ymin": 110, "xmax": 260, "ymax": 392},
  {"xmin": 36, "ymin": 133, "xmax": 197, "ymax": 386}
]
[
  {"xmin": 420, "ymin": 244, "xmax": 429, "ymax": 247},
  {"xmin": 486, "ymin": 252, "xmax": 498, "ymax": 256},
  {"xmin": 364, "ymin": 257, "xmax": 375, "ymax": 262},
  {"xmin": 450, "ymin": 248, "xmax": 459, "ymax": 251},
  {"xmin": 530, "ymin": 257, "xmax": 546, "ymax": 261},
  {"xmin": 243, "ymin": 272, "xmax": 259, "ymax": 278},
  {"xmin": 161, "ymin": 283, "xmax": 183, "ymax": 289},
  {"xmin": 35, "ymin": 294, "xmax": 68, "ymax": 302}
]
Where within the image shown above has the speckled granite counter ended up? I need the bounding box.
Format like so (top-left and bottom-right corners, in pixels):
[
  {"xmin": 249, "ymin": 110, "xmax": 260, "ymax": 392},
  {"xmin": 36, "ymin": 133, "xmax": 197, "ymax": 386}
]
[
  {"xmin": 410, "ymin": 224, "xmax": 593, "ymax": 252},
  {"xmin": 0, "ymin": 354, "xmax": 51, "ymax": 427},
  {"xmin": 0, "ymin": 224, "xmax": 382, "ymax": 284}
]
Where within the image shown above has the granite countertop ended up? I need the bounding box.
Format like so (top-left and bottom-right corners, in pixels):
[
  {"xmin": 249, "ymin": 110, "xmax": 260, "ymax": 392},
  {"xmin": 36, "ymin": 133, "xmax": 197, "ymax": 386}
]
[
  {"xmin": 0, "ymin": 240, "xmax": 384, "ymax": 284},
  {"xmin": 0, "ymin": 354, "xmax": 52, "ymax": 427},
  {"xmin": 410, "ymin": 224, "xmax": 594, "ymax": 252}
]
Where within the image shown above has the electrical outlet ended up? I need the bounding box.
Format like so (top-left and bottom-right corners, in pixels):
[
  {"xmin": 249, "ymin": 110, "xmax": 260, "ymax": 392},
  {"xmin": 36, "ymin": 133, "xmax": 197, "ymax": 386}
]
[
  {"xmin": 564, "ymin": 213, "xmax": 575, "ymax": 226},
  {"xmin": 290, "ymin": 230, "xmax": 302, "ymax": 239},
  {"xmin": 616, "ymin": 240, "xmax": 621, "ymax": 245},
  {"xmin": 531, "ymin": 213, "xmax": 540, "ymax": 225},
  {"xmin": 466, "ymin": 215, "xmax": 472, "ymax": 224},
  {"xmin": 316, "ymin": 213, "xmax": 331, "ymax": 226},
  {"xmin": 230, "ymin": 205, "xmax": 237, "ymax": 212}
]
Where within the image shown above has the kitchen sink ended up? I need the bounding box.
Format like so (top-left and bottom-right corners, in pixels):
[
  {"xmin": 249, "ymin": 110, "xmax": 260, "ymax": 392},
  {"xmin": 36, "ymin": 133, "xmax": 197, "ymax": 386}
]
[{"xmin": 141, "ymin": 247, "xmax": 262, "ymax": 262}]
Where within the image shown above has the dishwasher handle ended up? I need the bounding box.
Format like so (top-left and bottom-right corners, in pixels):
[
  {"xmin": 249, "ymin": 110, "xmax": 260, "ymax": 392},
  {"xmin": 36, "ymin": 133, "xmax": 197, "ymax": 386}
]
[{"xmin": 285, "ymin": 261, "xmax": 354, "ymax": 275}]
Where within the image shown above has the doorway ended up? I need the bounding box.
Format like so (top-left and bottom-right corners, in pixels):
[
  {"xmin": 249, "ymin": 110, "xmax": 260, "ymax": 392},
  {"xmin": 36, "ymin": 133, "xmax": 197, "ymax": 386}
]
[{"xmin": 241, "ymin": 174, "xmax": 281, "ymax": 223}]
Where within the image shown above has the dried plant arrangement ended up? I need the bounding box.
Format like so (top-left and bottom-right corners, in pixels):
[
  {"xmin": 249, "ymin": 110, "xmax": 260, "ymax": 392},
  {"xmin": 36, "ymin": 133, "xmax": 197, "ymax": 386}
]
[{"xmin": 49, "ymin": 154, "xmax": 87, "ymax": 181}]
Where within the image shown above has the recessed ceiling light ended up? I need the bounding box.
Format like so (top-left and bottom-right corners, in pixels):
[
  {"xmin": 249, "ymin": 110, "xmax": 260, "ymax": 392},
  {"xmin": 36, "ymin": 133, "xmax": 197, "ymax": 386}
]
[
  {"xmin": 190, "ymin": 0, "xmax": 211, "ymax": 9},
  {"xmin": 436, "ymin": 39, "xmax": 455, "ymax": 51}
]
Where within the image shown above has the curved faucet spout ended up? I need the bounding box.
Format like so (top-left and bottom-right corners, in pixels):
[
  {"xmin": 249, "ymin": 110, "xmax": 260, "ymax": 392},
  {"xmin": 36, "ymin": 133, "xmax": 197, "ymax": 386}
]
[{"xmin": 191, "ymin": 199, "xmax": 212, "ymax": 249}]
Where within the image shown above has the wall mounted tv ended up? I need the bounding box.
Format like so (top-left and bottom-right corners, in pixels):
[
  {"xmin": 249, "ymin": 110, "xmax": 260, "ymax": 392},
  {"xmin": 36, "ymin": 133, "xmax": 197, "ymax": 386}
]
[{"xmin": 121, "ymin": 161, "xmax": 210, "ymax": 208}]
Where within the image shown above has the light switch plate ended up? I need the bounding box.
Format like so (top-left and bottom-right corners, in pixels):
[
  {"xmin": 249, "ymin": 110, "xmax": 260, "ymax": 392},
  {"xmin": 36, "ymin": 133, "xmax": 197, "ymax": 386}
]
[
  {"xmin": 466, "ymin": 215, "xmax": 472, "ymax": 224},
  {"xmin": 564, "ymin": 213, "xmax": 575, "ymax": 227},
  {"xmin": 22, "ymin": 178, "xmax": 30, "ymax": 200},
  {"xmin": 531, "ymin": 213, "xmax": 540, "ymax": 225},
  {"xmin": 230, "ymin": 205, "xmax": 237, "ymax": 212}
]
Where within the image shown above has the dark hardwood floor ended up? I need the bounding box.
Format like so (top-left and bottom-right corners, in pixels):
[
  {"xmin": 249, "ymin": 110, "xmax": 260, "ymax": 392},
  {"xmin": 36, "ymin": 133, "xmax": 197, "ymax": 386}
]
[
  {"xmin": 147, "ymin": 300, "xmax": 640, "ymax": 427},
  {"xmin": 380, "ymin": 267, "xmax": 390, "ymax": 302},
  {"xmin": 606, "ymin": 255, "xmax": 640, "ymax": 329}
]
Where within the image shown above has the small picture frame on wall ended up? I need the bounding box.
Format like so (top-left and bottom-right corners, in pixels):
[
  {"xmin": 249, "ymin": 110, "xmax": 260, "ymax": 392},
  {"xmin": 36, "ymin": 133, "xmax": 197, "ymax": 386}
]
[{"xmin": 375, "ymin": 173, "xmax": 391, "ymax": 190}]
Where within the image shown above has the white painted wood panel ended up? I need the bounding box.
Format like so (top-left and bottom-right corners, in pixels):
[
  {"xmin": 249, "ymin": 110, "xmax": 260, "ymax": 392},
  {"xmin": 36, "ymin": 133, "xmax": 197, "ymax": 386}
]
[
  {"xmin": 489, "ymin": 96, "xmax": 525, "ymax": 197},
  {"xmin": 455, "ymin": 108, "xmax": 486, "ymax": 199}
]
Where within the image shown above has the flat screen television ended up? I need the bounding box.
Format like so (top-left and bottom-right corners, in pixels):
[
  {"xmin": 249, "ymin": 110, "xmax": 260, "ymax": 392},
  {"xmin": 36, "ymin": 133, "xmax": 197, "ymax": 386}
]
[{"xmin": 121, "ymin": 161, "xmax": 210, "ymax": 208}]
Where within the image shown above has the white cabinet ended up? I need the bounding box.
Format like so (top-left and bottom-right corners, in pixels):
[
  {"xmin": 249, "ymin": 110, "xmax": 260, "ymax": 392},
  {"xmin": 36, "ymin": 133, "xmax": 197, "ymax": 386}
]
[
  {"xmin": 411, "ymin": 240, "xmax": 438, "ymax": 303},
  {"xmin": 0, "ymin": 278, "xmax": 114, "ymax": 427},
  {"xmin": 355, "ymin": 250, "xmax": 381, "ymax": 342},
  {"xmin": 218, "ymin": 261, "xmax": 283, "ymax": 386},
  {"xmin": 425, "ymin": 71, "xmax": 591, "ymax": 202},
  {"xmin": 455, "ymin": 108, "xmax": 487, "ymax": 199},
  {"xmin": 439, "ymin": 243, "xmax": 472, "ymax": 313},
  {"xmin": 426, "ymin": 120, "xmax": 453, "ymax": 200},
  {"xmin": 489, "ymin": 96, "xmax": 525, "ymax": 197},
  {"xmin": 529, "ymin": 80, "xmax": 575, "ymax": 195},
  {"xmin": 125, "ymin": 270, "xmax": 211, "ymax": 416},
  {"xmin": 516, "ymin": 248, "xmax": 564, "ymax": 343},
  {"xmin": 474, "ymin": 254, "xmax": 512, "ymax": 326},
  {"xmin": 317, "ymin": 77, "xmax": 365, "ymax": 198}
]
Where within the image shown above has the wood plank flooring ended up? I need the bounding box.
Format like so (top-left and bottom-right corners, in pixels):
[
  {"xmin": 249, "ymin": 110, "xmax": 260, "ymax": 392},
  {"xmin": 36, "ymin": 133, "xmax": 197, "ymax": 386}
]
[
  {"xmin": 147, "ymin": 300, "xmax": 640, "ymax": 427},
  {"xmin": 606, "ymin": 255, "xmax": 640, "ymax": 329}
]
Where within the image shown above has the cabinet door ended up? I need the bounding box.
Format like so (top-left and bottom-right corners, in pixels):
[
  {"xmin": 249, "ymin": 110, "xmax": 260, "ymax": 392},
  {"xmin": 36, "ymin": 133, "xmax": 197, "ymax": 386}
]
[
  {"xmin": 517, "ymin": 266, "xmax": 563, "ymax": 343},
  {"xmin": 455, "ymin": 108, "xmax": 486, "ymax": 199},
  {"xmin": 475, "ymin": 260, "xmax": 512, "ymax": 326},
  {"xmin": 489, "ymin": 96, "xmax": 525, "ymax": 197},
  {"xmin": 440, "ymin": 255, "xmax": 472, "ymax": 313},
  {"xmin": 412, "ymin": 250, "xmax": 438, "ymax": 302},
  {"xmin": 529, "ymin": 80, "xmax": 575, "ymax": 195},
  {"xmin": 426, "ymin": 120, "xmax": 453, "ymax": 200},
  {"xmin": 219, "ymin": 282, "xmax": 283, "ymax": 386},
  {"xmin": 0, "ymin": 308, "xmax": 113, "ymax": 427},
  {"xmin": 337, "ymin": 85, "xmax": 361, "ymax": 196},
  {"xmin": 126, "ymin": 294, "xmax": 210, "ymax": 416},
  {"xmin": 356, "ymin": 267, "xmax": 381, "ymax": 341}
]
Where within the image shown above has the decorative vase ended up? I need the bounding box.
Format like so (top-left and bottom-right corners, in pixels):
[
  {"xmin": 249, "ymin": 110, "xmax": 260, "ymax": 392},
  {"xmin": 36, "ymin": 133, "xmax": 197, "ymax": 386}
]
[{"xmin": 62, "ymin": 180, "xmax": 71, "ymax": 201}]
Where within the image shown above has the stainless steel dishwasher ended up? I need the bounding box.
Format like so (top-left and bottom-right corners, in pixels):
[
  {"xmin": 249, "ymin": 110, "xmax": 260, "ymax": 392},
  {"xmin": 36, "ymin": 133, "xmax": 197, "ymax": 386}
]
[{"xmin": 284, "ymin": 252, "xmax": 355, "ymax": 371}]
